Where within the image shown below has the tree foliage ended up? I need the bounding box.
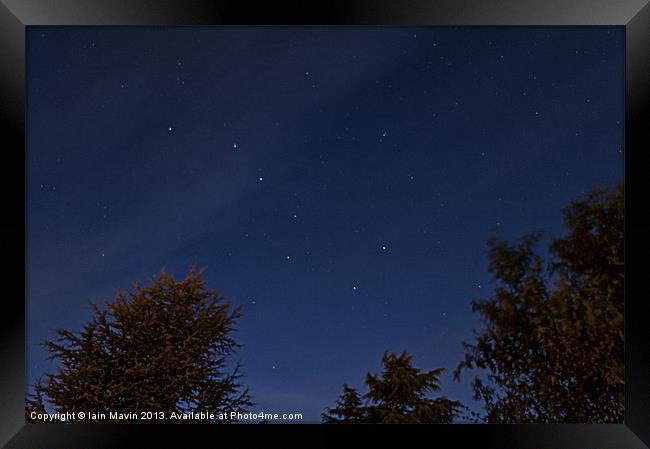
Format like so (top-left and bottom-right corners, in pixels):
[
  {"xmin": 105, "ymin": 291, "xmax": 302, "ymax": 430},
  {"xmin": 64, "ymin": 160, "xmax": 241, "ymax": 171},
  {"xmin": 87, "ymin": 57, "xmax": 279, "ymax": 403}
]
[
  {"xmin": 323, "ymin": 351, "xmax": 462, "ymax": 423},
  {"xmin": 26, "ymin": 267, "xmax": 251, "ymax": 423},
  {"xmin": 455, "ymin": 184, "xmax": 624, "ymax": 423}
]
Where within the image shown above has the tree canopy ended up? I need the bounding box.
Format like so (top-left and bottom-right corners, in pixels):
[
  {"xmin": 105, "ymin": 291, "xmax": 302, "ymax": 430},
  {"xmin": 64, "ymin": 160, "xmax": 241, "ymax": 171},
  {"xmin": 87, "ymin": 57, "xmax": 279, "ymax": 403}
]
[
  {"xmin": 455, "ymin": 184, "xmax": 624, "ymax": 423},
  {"xmin": 323, "ymin": 351, "xmax": 462, "ymax": 423},
  {"xmin": 26, "ymin": 267, "xmax": 251, "ymax": 423}
]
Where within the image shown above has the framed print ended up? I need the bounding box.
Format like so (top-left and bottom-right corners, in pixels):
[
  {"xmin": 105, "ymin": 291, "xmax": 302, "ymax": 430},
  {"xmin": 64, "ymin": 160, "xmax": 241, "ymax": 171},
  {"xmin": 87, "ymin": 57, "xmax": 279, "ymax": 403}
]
[{"xmin": 1, "ymin": 1, "xmax": 649, "ymax": 447}]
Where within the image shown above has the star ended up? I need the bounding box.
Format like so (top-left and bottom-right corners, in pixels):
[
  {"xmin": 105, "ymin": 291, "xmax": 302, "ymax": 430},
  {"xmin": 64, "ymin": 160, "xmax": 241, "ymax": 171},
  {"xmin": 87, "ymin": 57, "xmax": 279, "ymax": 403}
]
[
  {"xmin": 286, "ymin": 255, "xmax": 291, "ymax": 260},
  {"xmin": 258, "ymin": 177, "xmax": 263, "ymax": 182},
  {"xmin": 168, "ymin": 126, "xmax": 173, "ymax": 132},
  {"xmin": 233, "ymin": 143, "xmax": 237, "ymax": 149},
  {"xmin": 352, "ymin": 286, "xmax": 357, "ymax": 291},
  {"xmin": 381, "ymin": 245, "xmax": 387, "ymax": 251}
]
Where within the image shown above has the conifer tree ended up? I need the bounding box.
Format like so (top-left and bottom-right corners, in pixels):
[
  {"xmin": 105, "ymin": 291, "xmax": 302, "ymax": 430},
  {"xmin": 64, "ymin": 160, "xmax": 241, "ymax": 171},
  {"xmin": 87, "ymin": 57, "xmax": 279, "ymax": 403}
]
[
  {"xmin": 322, "ymin": 384, "xmax": 365, "ymax": 423},
  {"xmin": 323, "ymin": 351, "xmax": 461, "ymax": 423},
  {"xmin": 26, "ymin": 267, "xmax": 251, "ymax": 423}
]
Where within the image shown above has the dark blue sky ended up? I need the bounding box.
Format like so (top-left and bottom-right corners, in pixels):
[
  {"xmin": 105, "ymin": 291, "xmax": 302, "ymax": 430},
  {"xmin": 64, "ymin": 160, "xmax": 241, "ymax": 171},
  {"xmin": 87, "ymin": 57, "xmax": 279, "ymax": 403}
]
[{"xmin": 27, "ymin": 27, "xmax": 623, "ymax": 422}]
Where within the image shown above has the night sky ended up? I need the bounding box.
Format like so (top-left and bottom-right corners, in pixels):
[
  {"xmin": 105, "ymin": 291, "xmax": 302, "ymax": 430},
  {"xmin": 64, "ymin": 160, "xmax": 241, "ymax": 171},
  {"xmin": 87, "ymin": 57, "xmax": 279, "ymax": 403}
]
[{"xmin": 27, "ymin": 27, "xmax": 624, "ymax": 422}]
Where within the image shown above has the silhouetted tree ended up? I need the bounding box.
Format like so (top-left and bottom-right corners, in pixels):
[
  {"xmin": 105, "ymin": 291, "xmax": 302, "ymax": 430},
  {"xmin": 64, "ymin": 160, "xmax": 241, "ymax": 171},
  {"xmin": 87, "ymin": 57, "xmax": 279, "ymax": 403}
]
[
  {"xmin": 323, "ymin": 351, "xmax": 462, "ymax": 423},
  {"xmin": 322, "ymin": 384, "xmax": 365, "ymax": 423},
  {"xmin": 26, "ymin": 267, "xmax": 251, "ymax": 423},
  {"xmin": 455, "ymin": 184, "xmax": 624, "ymax": 423}
]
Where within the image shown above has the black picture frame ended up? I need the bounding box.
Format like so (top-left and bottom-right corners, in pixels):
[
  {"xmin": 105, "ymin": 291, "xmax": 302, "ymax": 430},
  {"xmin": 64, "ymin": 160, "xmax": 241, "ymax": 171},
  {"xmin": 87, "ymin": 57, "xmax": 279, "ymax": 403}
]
[{"xmin": 1, "ymin": 1, "xmax": 648, "ymax": 447}]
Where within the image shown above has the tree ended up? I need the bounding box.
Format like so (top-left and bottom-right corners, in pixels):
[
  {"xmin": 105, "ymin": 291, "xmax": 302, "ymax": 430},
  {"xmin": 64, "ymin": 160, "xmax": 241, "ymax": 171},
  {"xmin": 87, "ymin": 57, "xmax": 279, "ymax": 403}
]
[
  {"xmin": 323, "ymin": 351, "xmax": 462, "ymax": 423},
  {"xmin": 321, "ymin": 384, "xmax": 365, "ymax": 423},
  {"xmin": 26, "ymin": 267, "xmax": 252, "ymax": 423},
  {"xmin": 455, "ymin": 184, "xmax": 624, "ymax": 423}
]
